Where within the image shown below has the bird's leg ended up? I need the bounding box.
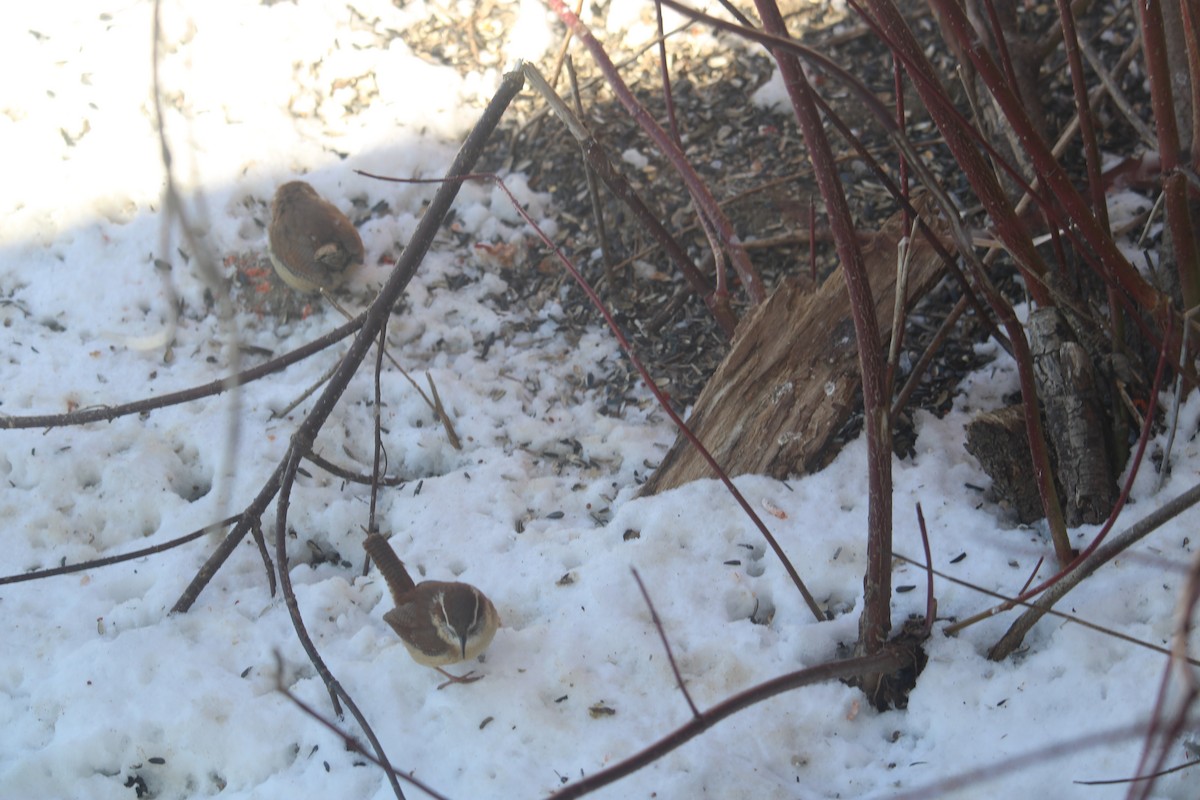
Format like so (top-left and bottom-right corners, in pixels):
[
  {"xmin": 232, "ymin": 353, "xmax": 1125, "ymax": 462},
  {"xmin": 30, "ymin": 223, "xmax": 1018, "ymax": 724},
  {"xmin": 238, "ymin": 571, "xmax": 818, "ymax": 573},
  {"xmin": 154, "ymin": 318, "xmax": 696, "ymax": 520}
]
[{"xmin": 436, "ymin": 667, "xmax": 484, "ymax": 690}]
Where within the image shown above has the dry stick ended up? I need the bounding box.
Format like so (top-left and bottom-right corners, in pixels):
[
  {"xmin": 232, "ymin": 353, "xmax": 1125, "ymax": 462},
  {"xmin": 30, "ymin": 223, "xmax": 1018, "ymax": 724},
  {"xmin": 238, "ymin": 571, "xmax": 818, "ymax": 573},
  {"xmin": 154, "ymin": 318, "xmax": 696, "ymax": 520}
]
[
  {"xmin": 303, "ymin": 451, "xmax": 408, "ymax": 487},
  {"xmin": 362, "ymin": 321, "xmax": 389, "ymax": 578},
  {"xmin": 1139, "ymin": 0, "xmax": 1200, "ymax": 309},
  {"xmin": 651, "ymin": 1, "xmax": 734, "ymax": 314},
  {"xmin": 423, "ymin": 372, "xmax": 454, "ymax": 451},
  {"xmin": 885, "ymin": 721, "xmax": 1162, "ymax": 800},
  {"xmin": 565, "ymin": 56, "xmax": 616, "ymax": 290},
  {"xmin": 713, "ymin": 0, "xmax": 754, "ymax": 27},
  {"xmin": 988, "ymin": 480, "xmax": 1200, "ymax": 661},
  {"xmin": 1158, "ymin": 306, "xmax": 1200, "ymax": 491},
  {"xmin": 0, "ymin": 319, "xmax": 361, "ymax": 431},
  {"xmin": 324, "ymin": 292, "xmax": 462, "ymax": 450},
  {"xmin": 654, "ymin": 1, "xmax": 683, "ymax": 147},
  {"xmin": 808, "ymin": 197, "xmax": 817, "ymax": 282},
  {"xmin": 170, "ymin": 66, "xmax": 525, "ymax": 614},
  {"xmin": 913, "ymin": 503, "xmax": 936, "ymax": 638},
  {"xmin": 978, "ymin": 0, "xmax": 1023, "ymax": 99},
  {"xmin": 1056, "ymin": 0, "xmax": 1115, "ymax": 290},
  {"xmin": 544, "ymin": 650, "xmax": 904, "ymax": 800},
  {"xmin": 1131, "ymin": 549, "xmax": 1200, "ymax": 800},
  {"xmin": 631, "ymin": 568, "xmax": 699, "ymax": 718},
  {"xmin": 1077, "ymin": 757, "xmax": 1200, "ymax": 787},
  {"xmin": 1078, "ymin": 37, "xmax": 1157, "ymax": 150},
  {"xmin": 273, "ymin": 354, "xmax": 342, "ymax": 420},
  {"xmin": 884, "ymin": 217, "xmax": 916, "ymax": 400},
  {"xmin": 894, "ymin": 48, "xmax": 911, "ymax": 237},
  {"xmin": 1016, "ymin": 556, "xmax": 1046, "ymax": 599},
  {"xmin": 273, "ymin": 448, "xmax": 406, "ymax": 800},
  {"xmin": 485, "ymin": 167, "xmax": 824, "ymax": 621},
  {"xmin": 547, "ymin": 0, "xmax": 766, "ymax": 306},
  {"xmin": 0, "ymin": 514, "xmax": 241, "ymax": 586},
  {"xmin": 248, "ymin": 519, "xmax": 277, "ymax": 598},
  {"xmin": 272, "ymin": 653, "xmax": 452, "ymax": 800},
  {"xmin": 889, "ymin": 293, "xmax": 969, "ymax": 422},
  {"xmin": 895, "ymin": 551, "xmax": 1200, "ymax": 666},
  {"xmin": 521, "ymin": 64, "xmax": 734, "ymax": 337}
]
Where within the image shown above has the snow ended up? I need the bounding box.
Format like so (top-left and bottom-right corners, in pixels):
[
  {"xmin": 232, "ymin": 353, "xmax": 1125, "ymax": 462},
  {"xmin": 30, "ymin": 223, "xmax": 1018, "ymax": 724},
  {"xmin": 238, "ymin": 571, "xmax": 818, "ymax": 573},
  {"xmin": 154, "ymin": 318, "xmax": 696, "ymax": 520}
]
[{"xmin": 1, "ymin": 2, "xmax": 1196, "ymax": 799}]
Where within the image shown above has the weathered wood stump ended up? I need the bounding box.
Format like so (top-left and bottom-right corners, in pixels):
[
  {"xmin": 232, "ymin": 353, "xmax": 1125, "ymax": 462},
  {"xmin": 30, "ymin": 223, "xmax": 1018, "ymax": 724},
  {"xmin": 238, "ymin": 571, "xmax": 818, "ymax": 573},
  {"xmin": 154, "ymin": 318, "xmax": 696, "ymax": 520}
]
[
  {"xmin": 964, "ymin": 307, "xmax": 1119, "ymax": 525},
  {"xmin": 964, "ymin": 405, "xmax": 1043, "ymax": 523},
  {"xmin": 640, "ymin": 200, "xmax": 952, "ymax": 495},
  {"xmin": 1029, "ymin": 306, "xmax": 1118, "ymax": 525}
]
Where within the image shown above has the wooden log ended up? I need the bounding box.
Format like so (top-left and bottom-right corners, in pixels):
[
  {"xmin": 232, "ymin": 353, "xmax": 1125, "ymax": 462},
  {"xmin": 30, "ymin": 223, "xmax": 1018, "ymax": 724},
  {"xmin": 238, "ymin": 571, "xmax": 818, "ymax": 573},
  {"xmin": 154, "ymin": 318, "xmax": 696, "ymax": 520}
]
[
  {"xmin": 1028, "ymin": 306, "xmax": 1118, "ymax": 525},
  {"xmin": 640, "ymin": 199, "xmax": 952, "ymax": 495},
  {"xmin": 963, "ymin": 405, "xmax": 1044, "ymax": 523}
]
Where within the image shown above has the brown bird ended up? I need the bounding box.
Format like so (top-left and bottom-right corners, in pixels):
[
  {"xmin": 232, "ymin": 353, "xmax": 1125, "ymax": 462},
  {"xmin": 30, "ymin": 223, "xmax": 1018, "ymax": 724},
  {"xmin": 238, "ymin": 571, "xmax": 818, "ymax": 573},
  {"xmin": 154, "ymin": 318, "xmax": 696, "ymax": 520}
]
[
  {"xmin": 363, "ymin": 533, "xmax": 500, "ymax": 688},
  {"xmin": 267, "ymin": 180, "xmax": 364, "ymax": 294}
]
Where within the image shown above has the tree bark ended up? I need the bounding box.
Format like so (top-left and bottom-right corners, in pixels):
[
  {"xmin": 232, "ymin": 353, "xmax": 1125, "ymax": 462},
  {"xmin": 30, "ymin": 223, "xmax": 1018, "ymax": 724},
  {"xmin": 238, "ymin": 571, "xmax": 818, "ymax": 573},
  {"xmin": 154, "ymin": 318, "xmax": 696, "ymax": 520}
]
[{"xmin": 1028, "ymin": 306, "xmax": 1118, "ymax": 525}]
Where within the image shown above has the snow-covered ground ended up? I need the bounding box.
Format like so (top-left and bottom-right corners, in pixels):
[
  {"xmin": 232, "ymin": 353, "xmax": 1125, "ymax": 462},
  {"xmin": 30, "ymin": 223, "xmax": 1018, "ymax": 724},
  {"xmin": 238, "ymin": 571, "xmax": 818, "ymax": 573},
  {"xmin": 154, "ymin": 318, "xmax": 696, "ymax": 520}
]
[{"xmin": 1, "ymin": 2, "xmax": 1196, "ymax": 798}]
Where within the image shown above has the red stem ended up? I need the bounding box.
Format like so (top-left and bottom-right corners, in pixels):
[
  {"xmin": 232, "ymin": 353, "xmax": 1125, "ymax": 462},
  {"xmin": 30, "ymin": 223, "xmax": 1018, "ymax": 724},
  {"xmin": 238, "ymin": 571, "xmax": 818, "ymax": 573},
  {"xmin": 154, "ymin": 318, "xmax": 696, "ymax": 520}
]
[
  {"xmin": 546, "ymin": 0, "xmax": 766, "ymax": 304},
  {"xmin": 1138, "ymin": 0, "xmax": 1200, "ymax": 309},
  {"xmin": 752, "ymin": 0, "xmax": 893, "ymax": 652}
]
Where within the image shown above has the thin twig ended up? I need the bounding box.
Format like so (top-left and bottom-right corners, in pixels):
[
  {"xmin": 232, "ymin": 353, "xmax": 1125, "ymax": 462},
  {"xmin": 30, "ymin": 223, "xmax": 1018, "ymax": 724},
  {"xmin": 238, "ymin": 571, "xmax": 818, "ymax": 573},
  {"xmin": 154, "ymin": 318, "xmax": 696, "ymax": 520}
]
[
  {"xmin": 885, "ymin": 721, "xmax": 1177, "ymax": 800},
  {"xmin": 363, "ymin": 320, "xmax": 390, "ymax": 576},
  {"xmin": 548, "ymin": 0, "xmax": 766, "ymax": 305},
  {"xmin": 324, "ymin": 292, "xmax": 461, "ymax": 450},
  {"xmin": 0, "ymin": 515, "xmax": 240, "ymax": 586},
  {"xmin": 1157, "ymin": 305, "xmax": 1200, "ymax": 491},
  {"xmin": 522, "ymin": 63, "xmax": 733, "ymax": 336},
  {"xmin": 631, "ymin": 568, "xmax": 700, "ymax": 718},
  {"xmin": 988, "ymin": 476, "xmax": 1200, "ymax": 661},
  {"xmin": 0, "ymin": 319, "xmax": 362, "ymax": 431},
  {"xmin": 894, "ymin": 551, "xmax": 1200, "ymax": 667},
  {"xmin": 272, "ymin": 651, "xmax": 451, "ymax": 800},
  {"xmin": 890, "ymin": 293, "xmax": 969, "ymax": 422},
  {"xmin": 913, "ymin": 504, "xmax": 936, "ymax": 638},
  {"xmin": 303, "ymin": 452, "xmax": 409, "ymax": 487},
  {"xmin": 545, "ymin": 650, "xmax": 906, "ymax": 799},
  {"xmin": 273, "ymin": 355, "xmax": 343, "ymax": 420},
  {"xmin": 566, "ymin": 56, "xmax": 617, "ymax": 291}
]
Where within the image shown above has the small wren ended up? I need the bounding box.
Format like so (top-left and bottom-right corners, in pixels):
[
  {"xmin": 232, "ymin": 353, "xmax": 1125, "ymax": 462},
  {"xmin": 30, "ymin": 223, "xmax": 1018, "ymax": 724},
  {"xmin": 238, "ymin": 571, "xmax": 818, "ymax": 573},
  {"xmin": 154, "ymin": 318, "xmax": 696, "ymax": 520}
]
[
  {"xmin": 267, "ymin": 180, "xmax": 364, "ymax": 294},
  {"xmin": 363, "ymin": 533, "xmax": 500, "ymax": 688}
]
